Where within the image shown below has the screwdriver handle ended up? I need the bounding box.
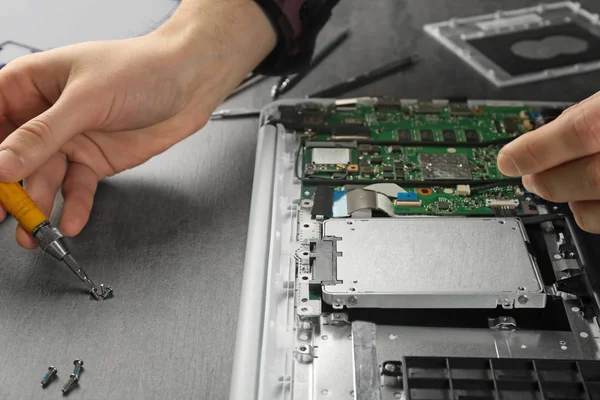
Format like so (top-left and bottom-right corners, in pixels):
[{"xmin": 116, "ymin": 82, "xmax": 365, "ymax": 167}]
[{"xmin": 0, "ymin": 182, "xmax": 47, "ymax": 233}]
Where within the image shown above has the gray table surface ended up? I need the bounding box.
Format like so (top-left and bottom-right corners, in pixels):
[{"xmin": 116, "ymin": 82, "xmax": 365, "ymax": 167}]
[{"xmin": 1, "ymin": 1, "xmax": 600, "ymax": 399}]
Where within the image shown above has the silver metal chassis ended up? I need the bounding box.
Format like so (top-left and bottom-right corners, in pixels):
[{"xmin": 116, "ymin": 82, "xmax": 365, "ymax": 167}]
[{"xmin": 229, "ymin": 98, "xmax": 599, "ymax": 400}]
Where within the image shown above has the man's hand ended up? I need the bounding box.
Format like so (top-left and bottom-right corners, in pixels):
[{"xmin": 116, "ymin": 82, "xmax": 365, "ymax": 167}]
[
  {"xmin": 498, "ymin": 92, "xmax": 600, "ymax": 233},
  {"xmin": 0, "ymin": 0, "xmax": 275, "ymax": 248}
]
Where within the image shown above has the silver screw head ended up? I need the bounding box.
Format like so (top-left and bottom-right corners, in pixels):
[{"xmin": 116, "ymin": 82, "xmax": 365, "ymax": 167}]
[
  {"xmin": 518, "ymin": 295, "xmax": 529, "ymax": 304},
  {"xmin": 384, "ymin": 363, "xmax": 396, "ymax": 372}
]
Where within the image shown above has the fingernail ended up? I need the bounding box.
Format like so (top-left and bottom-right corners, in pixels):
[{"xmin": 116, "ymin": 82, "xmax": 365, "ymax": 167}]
[
  {"xmin": 0, "ymin": 149, "xmax": 22, "ymax": 182},
  {"xmin": 497, "ymin": 153, "xmax": 521, "ymax": 176}
]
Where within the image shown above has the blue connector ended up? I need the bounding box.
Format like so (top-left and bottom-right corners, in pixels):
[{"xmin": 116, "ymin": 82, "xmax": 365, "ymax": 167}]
[{"xmin": 397, "ymin": 192, "xmax": 418, "ymax": 201}]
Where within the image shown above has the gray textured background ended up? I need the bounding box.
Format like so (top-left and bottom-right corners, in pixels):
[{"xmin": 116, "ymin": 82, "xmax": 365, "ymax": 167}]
[{"xmin": 1, "ymin": 1, "xmax": 600, "ymax": 399}]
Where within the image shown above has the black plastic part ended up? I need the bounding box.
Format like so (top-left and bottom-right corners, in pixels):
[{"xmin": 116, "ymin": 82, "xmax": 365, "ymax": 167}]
[
  {"xmin": 557, "ymin": 274, "xmax": 590, "ymax": 298},
  {"xmin": 311, "ymin": 186, "xmax": 334, "ymax": 218},
  {"xmin": 331, "ymin": 124, "xmax": 372, "ymax": 137},
  {"xmin": 383, "ymin": 356, "xmax": 600, "ymax": 400},
  {"xmin": 526, "ymin": 225, "xmax": 557, "ymax": 286},
  {"xmin": 337, "ymin": 297, "xmax": 571, "ymax": 331}
]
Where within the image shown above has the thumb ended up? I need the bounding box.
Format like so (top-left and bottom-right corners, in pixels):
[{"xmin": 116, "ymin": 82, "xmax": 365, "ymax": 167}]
[{"xmin": 0, "ymin": 91, "xmax": 95, "ymax": 182}]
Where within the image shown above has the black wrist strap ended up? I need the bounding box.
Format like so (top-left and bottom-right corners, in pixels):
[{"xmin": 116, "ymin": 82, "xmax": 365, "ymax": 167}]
[{"xmin": 253, "ymin": 0, "xmax": 339, "ymax": 76}]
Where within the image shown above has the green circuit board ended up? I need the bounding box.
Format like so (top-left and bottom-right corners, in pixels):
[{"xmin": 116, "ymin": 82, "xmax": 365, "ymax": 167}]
[
  {"xmin": 287, "ymin": 100, "xmax": 538, "ymax": 216},
  {"xmin": 286, "ymin": 102, "xmax": 533, "ymax": 142}
]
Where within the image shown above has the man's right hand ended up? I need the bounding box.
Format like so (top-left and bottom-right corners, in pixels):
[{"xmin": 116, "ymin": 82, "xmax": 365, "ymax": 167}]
[
  {"xmin": 0, "ymin": 0, "xmax": 276, "ymax": 249},
  {"xmin": 498, "ymin": 92, "xmax": 600, "ymax": 233}
]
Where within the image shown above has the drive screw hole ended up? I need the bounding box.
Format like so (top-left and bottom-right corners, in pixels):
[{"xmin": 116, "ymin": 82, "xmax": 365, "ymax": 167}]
[
  {"xmin": 301, "ymin": 298, "xmax": 308, "ymax": 302},
  {"xmin": 300, "ymin": 346, "xmax": 307, "ymax": 352},
  {"xmin": 303, "ymin": 252, "xmax": 309, "ymax": 256},
  {"xmin": 303, "ymin": 224, "xmax": 310, "ymax": 228},
  {"xmin": 301, "ymin": 308, "xmax": 308, "ymax": 312},
  {"xmin": 499, "ymin": 220, "xmax": 505, "ymax": 224},
  {"xmin": 349, "ymin": 287, "xmax": 356, "ymax": 291},
  {"xmin": 302, "ymin": 276, "xmax": 309, "ymax": 281}
]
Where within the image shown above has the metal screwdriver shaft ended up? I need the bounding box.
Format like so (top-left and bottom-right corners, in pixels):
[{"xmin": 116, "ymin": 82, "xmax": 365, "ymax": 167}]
[{"xmin": 33, "ymin": 222, "xmax": 101, "ymax": 300}]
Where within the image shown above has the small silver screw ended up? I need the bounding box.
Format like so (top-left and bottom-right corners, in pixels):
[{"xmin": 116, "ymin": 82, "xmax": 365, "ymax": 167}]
[
  {"xmin": 73, "ymin": 360, "xmax": 84, "ymax": 377},
  {"xmin": 62, "ymin": 374, "xmax": 79, "ymax": 395},
  {"xmin": 348, "ymin": 296, "xmax": 358, "ymax": 305},
  {"xmin": 100, "ymin": 285, "xmax": 114, "ymax": 299},
  {"xmin": 89, "ymin": 288, "xmax": 100, "ymax": 301},
  {"xmin": 384, "ymin": 364, "xmax": 396, "ymax": 372},
  {"xmin": 41, "ymin": 366, "xmax": 58, "ymax": 388},
  {"xmin": 518, "ymin": 295, "xmax": 529, "ymax": 304}
]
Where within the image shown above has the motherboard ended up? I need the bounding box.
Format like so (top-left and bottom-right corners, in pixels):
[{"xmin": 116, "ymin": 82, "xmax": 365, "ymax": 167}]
[{"xmin": 283, "ymin": 98, "xmax": 540, "ymax": 218}]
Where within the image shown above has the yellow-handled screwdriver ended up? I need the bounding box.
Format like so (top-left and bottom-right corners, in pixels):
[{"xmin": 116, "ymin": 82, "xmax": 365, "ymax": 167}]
[{"xmin": 0, "ymin": 181, "xmax": 102, "ymax": 300}]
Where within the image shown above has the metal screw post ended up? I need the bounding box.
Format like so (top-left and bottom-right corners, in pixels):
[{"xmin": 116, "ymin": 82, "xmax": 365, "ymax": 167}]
[{"xmin": 41, "ymin": 366, "xmax": 58, "ymax": 388}]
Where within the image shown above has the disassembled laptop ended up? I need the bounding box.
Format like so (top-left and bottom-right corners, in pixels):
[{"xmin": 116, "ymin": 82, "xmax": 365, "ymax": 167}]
[{"xmin": 233, "ymin": 98, "xmax": 600, "ymax": 400}]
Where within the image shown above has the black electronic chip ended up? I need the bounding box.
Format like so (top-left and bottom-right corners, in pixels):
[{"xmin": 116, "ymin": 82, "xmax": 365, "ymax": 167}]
[
  {"xmin": 358, "ymin": 144, "xmax": 375, "ymax": 153},
  {"xmin": 442, "ymin": 130, "xmax": 456, "ymax": 142},
  {"xmin": 375, "ymin": 102, "xmax": 403, "ymax": 112},
  {"xmin": 383, "ymin": 165, "xmax": 394, "ymax": 172},
  {"xmin": 360, "ymin": 166, "xmax": 373, "ymax": 175},
  {"xmin": 503, "ymin": 118, "xmax": 519, "ymax": 134},
  {"xmin": 420, "ymin": 129, "xmax": 434, "ymax": 142},
  {"xmin": 397, "ymin": 129, "xmax": 412, "ymax": 141},
  {"xmin": 370, "ymin": 156, "xmax": 383, "ymax": 164},
  {"xmin": 437, "ymin": 202, "xmax": 450, "ymax": 211},
  {"xmin": 465, "ymin": 129, "xmax": 480, "ymax": 143},
  {"xmin": 389, "ymin": 145, "xmax": 403, "ymax": 153},
  {"xmin": 382, "ymin": 172, "xmax": 395, "ymax": 179},
  {"xmin": 332, "ymin": 124, "xmax": 371, "ymax": 137},
  {"xmin": 344, "ymin": 118, "xmax": 363, "ymax": 125},
  {"xmin": 494, "ymin": 120, "xmax": 503, "ymax": 133},
  {"xmin": 359, "ymin": 158, "xmax": 370, "ymax": 166}
]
